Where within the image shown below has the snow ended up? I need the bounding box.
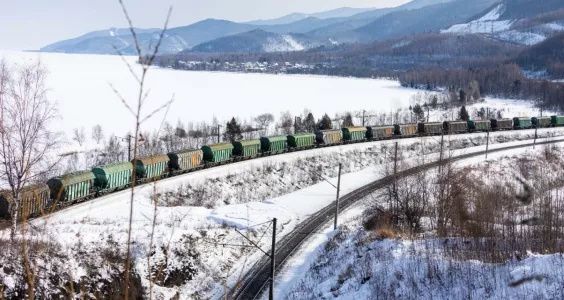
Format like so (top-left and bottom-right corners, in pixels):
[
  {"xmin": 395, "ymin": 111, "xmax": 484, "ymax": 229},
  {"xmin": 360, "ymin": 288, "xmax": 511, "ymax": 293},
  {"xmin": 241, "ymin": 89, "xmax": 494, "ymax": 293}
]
[
  {"xmin": 281, "ymin": 35, "xmax": 305, "ymax": 51},
  {"xmin": 274, "ymin": 144, "xmax": 564, "ymax": 300},
  {"xmin": 6, "ymin": 129, "xmax": 561, "ymax": 299},
  {"xmin": 442, "ymin": 5, "xmax": 513, "ymax": 34},
  {"xmin": 0, "ymin": 50, "xmax": 424, "ymax": 138},
  {"xmin": 495, "ymin": 30, "xmax": 546, "ymax": 45},
  {"xmin": 477, "ymin": 4, "xmax": 504, "ymax": 22},
  {"xmin": 545, "ymin": 23, "xmax": 564, "ymax": 31},
  {"xmin": 109, "ymin": 30, "xmax": 115, "ymax": 37}
]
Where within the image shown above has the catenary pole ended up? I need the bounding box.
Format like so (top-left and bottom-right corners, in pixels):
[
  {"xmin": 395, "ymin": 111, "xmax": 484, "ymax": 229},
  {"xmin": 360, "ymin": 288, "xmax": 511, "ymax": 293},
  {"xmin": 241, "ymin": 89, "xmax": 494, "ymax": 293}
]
[
  {"xmin": 269, "ymin": 218, "xmax": 277, "ymax": 300},
  {"xmin": 334, "ymin": 164, "xmax": 342, "ymax": 230}
]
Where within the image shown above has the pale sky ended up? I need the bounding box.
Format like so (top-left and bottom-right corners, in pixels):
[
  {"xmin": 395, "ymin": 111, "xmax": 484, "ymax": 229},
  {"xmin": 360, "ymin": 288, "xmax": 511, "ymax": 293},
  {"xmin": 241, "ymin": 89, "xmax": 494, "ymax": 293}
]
[{"xmin": 0, "ymin": 0, "xmax": 409, "ymax": 50}]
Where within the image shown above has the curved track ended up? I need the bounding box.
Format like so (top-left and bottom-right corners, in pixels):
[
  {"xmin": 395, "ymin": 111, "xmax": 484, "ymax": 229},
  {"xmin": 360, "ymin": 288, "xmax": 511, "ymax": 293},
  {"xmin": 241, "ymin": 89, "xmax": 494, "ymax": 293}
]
[{"xmin": 230, "ymin": 139, "xmax": 563, "ymax": 300}]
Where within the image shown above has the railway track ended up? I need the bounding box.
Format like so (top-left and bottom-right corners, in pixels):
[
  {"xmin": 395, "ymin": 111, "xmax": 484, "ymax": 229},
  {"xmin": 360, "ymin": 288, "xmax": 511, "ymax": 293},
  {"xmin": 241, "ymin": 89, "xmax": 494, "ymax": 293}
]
[{"xmin": 230, "ymin": 138, "xmax": 563, "ymax": 300}]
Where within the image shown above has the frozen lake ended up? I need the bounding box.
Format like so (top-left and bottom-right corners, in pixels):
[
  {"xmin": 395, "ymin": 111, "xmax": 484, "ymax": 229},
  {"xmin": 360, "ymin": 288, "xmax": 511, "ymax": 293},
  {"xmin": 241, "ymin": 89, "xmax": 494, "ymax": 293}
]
[{"xmin": 0, "ymin": 50, "xmax": 419, "ymax": 138}]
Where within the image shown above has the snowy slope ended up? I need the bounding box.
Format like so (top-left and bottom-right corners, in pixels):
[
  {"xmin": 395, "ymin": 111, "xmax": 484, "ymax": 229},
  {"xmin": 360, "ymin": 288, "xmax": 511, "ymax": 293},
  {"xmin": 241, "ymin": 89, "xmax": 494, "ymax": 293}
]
[
  {"xmin": 2, "ymin": 130, "xmax": 563, "ymax": 298},
  {"xmin": 442, "ymin": 4, "xmax": 514, "ymax": 34},
  {"xmin": 274, "ymin": 144, "xmax": 564, "ymax": 300},
  {"xmin": 441, "ymin": 3, "xmax": 564, "ymax": 46}
]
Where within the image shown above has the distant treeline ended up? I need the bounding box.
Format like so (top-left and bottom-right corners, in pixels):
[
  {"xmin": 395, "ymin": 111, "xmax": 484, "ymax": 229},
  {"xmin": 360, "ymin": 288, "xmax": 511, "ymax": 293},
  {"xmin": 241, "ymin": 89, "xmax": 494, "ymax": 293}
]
[{"xmin": 399, "ymin": 63, "xmax": 564, "ymax": 112}]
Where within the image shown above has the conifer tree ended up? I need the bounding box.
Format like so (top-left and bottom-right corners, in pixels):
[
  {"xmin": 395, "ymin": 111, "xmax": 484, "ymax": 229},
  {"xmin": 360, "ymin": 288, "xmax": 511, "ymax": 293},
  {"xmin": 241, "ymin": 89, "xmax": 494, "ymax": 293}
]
[
  {"xmin": 224, "ymin": 117, "xmax": 243, "ymax": 142},
  {"xmin": 319, "ymin": 114, "xmax": 333, "ymax": 130},
  {"xmin": 459, "ymin": 106, "xmax": 470, "ymax": 121}
]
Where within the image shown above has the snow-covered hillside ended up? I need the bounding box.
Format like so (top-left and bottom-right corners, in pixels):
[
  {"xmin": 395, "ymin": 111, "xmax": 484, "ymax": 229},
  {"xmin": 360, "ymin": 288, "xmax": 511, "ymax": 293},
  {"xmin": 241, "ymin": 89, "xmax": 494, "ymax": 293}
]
[
  {"xmin": 442, "ymin": 3, "xmax": 564, "ymax": 46},
  {"xmin": 442, "ymin": 4, "xmax": 514, "ymax": 34},
  {"xmin": 2, "ymin": 129, "xmax": 563, "ymax": 299},
  {"xmin": 276, "ymin": 144, "xmax": 564, "ymax": 300}
]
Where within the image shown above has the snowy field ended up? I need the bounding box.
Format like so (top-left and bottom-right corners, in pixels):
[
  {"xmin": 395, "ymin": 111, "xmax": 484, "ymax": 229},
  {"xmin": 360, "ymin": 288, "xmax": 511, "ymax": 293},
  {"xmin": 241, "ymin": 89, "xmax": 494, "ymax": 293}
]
[{"xmin": 0, "ymin": 50, "xmax": 418, "ymax": 138}]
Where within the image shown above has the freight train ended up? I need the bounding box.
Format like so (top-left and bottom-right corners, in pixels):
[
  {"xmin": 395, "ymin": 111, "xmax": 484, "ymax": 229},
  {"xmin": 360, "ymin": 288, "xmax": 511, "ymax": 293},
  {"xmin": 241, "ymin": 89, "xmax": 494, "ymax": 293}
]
[{"xmin": 1, "ymin": 115, "xmax": 563, "ymax": 221}]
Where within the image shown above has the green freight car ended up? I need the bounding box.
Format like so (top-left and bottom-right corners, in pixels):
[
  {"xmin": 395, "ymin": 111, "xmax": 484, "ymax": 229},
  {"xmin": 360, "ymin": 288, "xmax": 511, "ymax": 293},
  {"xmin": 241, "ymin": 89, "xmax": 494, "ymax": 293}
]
[
  {"xmin": 394, "ymin": 124, "xmax": 417, "ymax": 137},
  {"xmin": 287, "ymin": 133, "xmax": 315, "ymax": 149},
  {"xmin": 133, "ymin": 155, "xmax": 170, "ymax": 181},
  {"xmin": 551, "ymin": 116, "xmax": 564, "ymax": 127},
  {"xmin": 368, "ymin": 126, "xmax": 394, "ymax": 140},
  {"xmin": 342, "ymin": 126, "xmax": 367, "ymax": 142},
  {"xmin": 417, "ymin": 123, "xmax": 442, "ymax": 135},
  {"xmin": 232, "ymin": 140, "xmax": 261, "ymax": 159},
  {"xmin": 315, "ymin": 130, "xmax": 342, "ymax": 146},
  {"xmin": 468, "ymin": 120, "xmax": 491, "ymax": 132},
  {"xmin": 532, "ymin": 117, "xmax": 552, "ymax": 128},
  {"xmin": 47, "ymin": 171, "xmax": 96, "ymax": 204},
  {"xmin": 202, "ymin": 143, "xmax": 234, "ymax": 164},
  {"xmin": 491, "ymin": 119, "xmax": 513, "ymax": 131},
  {"xmin": 260, "ymin": 136, "xmax": 288, "ymax": 154},
  {"xmin": 443, "ymin": 121, "xmax": 468, "ymax": 134},
  {"xmin": 92, "ymin": 162, "xmax": 133, "ymax": 192},
  {"xmin": 513, "ymin": 117, "xmax": 532, "ymax": 129},
  {"xmin": 168, "ymin": 149, "xmax": 203, "ymax": 173},
  {"xmin": 0, "ymin": 185, "xmax": 50, "ymax": 220}
]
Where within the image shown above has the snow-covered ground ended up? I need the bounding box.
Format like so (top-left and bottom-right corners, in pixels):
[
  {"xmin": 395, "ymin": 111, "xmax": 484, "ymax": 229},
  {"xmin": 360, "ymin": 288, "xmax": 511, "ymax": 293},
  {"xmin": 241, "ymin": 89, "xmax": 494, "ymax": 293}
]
[
  {"xmin": 275, "ymin": 144, "xmax": 564, "ymax": 300},
  {"xmin": 442, "ymin": 4, "xmax": 514, "ymax": 34},
  {"xmin": 441, "ymin": 4, "xmax": 564, "ymax": 46},
  {"xmin": 2, "ymin": 128, "xmax": 563, "ymax": 299},
  {"xmin": 0, "ymin": 50, "xmax": 419, "ymax": 138}
]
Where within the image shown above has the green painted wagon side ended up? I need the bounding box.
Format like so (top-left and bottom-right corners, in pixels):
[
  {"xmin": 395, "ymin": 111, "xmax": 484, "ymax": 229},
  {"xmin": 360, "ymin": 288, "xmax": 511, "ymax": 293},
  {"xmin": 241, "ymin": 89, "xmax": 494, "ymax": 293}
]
[
  {"xmin": 370, "ymin": 126, "xmax": 394, "ymax": 139},
  {"xmin": 232, "ymin": 140, "xmax": 261, "ymax": 157},
  {"xmin": 551, "ymin": 116, "xmax": 564, "ymax": 127},
  {"xmin": 92, "ymin": 162, "xmax": 133, "ymax": 190},
  {"xmin": 287, "ymin": 133, "xmax": 315, "ymax": 148},
  {"xmin": 168, "ymin": 149, "xmax": 203, "ymax": 171},
  {"xmin": 513, "ymin": 117, "xmax": 532, "ymax": 129},
  {"xmin": 260, "ymin": 136, "xmax": 288, "ymax": 154},
  {"xmin": 133, "ymin": 155, "xmax": 169, "ymax": 180},
  {"xmin": 0, "ymin": 185, "xmax": 50, "ymax": 220},
  {"xmin": 342, "ymin": 127, "xmax": 367, "ymax": 142},
  {"xmin": 532, "ymin": 117, "xmax": 551, "ymax": 128},
  {"xmin": 47, "ymin": 171, "xmax": 96, "ymax": 203},
  {"xmin": 468, "ymin": 120, "xmax": 491, "ymax": 132},
  {"xmin": 202, "ymin": 143, "xmax": 234, "ymax": 163}
]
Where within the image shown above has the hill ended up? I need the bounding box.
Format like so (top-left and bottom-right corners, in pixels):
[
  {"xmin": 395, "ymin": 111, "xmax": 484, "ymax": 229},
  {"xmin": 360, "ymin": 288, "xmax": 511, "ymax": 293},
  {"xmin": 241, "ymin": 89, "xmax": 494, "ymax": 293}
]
[
  {"xmin": 190, "ymin": 29, "xmax": 332, "ymax": 53},
  {"xmin": 348, "ymin": 0, "xmax": 500, "ymax": 43},
  {"xmin": 245, "ymin": 7, "xmax": 377, "ymax": 25}
]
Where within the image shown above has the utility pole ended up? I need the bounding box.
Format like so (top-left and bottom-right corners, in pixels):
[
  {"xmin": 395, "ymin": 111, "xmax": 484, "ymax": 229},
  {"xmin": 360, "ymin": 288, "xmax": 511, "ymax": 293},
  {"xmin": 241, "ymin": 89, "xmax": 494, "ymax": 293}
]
[
  {"xmin": 269, "ymin": 218, "xmax": 277, "ymax": 300},
  {"xmin": 116, "ymin": 134, "xmax": 144, "ymax": 161},
  {"xmin": 334, "ymin": 164, "xmax": 342, "ymax": 230},
  {"xmin": 485, "ymin": 130, "xmax": 490, "ymax": 159},
  {"xmin": 217, "ymin": 125, "xmax": 222, "ymax": 143},
  {"xmin": 534, "ymin": 127, "xmax": 538, "ymax": 149},
  {"xmin": 393, "ymin": 142, "xmax": 398, "ymax": 223},
  {"xmin": 294, "ymin": 116, "xmax": 298, "ymax": 133},
  {"xmin": 362, "ymin": 110, "xmax": 366, "ymax": 126},
  {"xmin": 232, "ymin": 218, "xmax": 277, "ymax": 300},
  {"xmin": 439, "ymin": 129, "xmax": 444, "ymax": 173}
]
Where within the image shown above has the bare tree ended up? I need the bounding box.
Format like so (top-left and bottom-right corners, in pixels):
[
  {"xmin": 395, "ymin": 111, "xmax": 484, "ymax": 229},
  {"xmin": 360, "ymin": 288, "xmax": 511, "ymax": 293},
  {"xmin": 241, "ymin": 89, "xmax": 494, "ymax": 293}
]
[
  {"xmin": 72, "ymin": 126, "xmax": 86, "ymax": 146},
  {"xmin": 114, "ymin": 1, "xmax": 173, "ymax": 298},
  {"xmin": 278, "ymin": 111, "xmax": 293, "ymax": 134},
  {"xmin": 0, "ymin": 59, "xmax": 61, "ymax": 239},
  {"xmin": 92, "ymin": 124, "xmax": 104, "ymax": 144},
  {"xmin": 254, "ymin": 113, "xmax": 274, "ymax": 134}
]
